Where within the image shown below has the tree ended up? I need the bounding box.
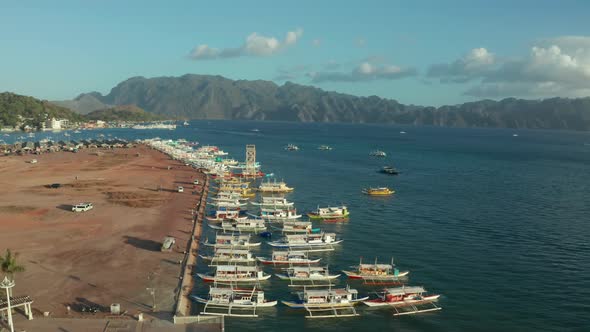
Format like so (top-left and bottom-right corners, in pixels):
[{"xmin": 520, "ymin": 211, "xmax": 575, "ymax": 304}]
[{"xmin": 0, "ymin": 249, "xmax": 25, "ymax": 280}]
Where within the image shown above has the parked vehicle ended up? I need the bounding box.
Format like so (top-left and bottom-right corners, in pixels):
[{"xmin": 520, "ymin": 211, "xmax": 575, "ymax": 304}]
[{"xmin": 72, "ymin": 202, "xmax": 93, "ymax": 212}]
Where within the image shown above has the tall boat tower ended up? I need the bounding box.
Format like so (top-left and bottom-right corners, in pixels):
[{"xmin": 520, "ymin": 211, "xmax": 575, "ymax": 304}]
[{"xmin": 246, "ymin": 144, "xmax": 256, "ymax": 176}]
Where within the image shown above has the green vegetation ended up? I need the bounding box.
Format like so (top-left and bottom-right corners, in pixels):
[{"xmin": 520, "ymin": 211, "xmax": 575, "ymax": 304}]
[
  {"xmin": 0, "ymin": 92, "xmax": 84, "ymax": 130},
  {"xmin": 85, "ymin": 105, "xmax": 166, "ymax": 121},
  {"xmin": 0, "ymin": 249, "xmax": 25, "ymax": 280}
]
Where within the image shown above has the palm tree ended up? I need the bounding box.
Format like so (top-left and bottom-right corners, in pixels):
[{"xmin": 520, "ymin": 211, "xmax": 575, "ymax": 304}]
[
  {"xmin": 0, "ymin": 249, "xmax": 25, "ymax": 279},
  {"xmin": 0, "ymin": 249, "xmax": 25, "ymax": 298}
]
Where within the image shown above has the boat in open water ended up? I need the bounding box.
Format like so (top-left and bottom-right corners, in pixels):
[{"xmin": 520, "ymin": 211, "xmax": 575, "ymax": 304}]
[
  {"xmin": 380, "ymin": 166, "xmax": 399, "ymax": 175},
  {"xmin": 363, "ymin": 286, "xmax": 442, "ymax": 316},
  {"xmin": 257, "ymin": 250, "xmax": 321, "ymax": 266},
  {"xmin": 369, "ymin": 150, "xmax": 387, "ymax": 157},
  {"xmin": 362, "ymin": 187, "xmax": 395, "ymax": 196},
  {"xmin": 282, "ymin": 286, "xmax": 368, "ymax": 318},
  {"xmin": 197, "ymin": 265, "xmax": 271, "ymax": 283},
  {"xmin": 193, "ymin": 287, "xmax": 277, "ymax": 317}
]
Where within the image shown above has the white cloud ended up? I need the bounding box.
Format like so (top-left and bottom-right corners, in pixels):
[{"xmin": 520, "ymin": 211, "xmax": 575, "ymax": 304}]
[
  {"xmin": 430, "ymin": 37, "xmax": 590, "ymax": 98},
  {"xmin": 312, "ymin": 39, "xmax": 321, "ymax": 47},
  {"xmin": 427, "ymin": 47, "xmax": 496, "ymax": 82},
  {"xmin": 310, "ymin": 60, "xmax": 416, "ymax": 83},
  {"xmin": 355, "ymin": 37, "xmax": 366, "ymax": 47},
  {"xmin": 189, "ymin": 28, "xmax": 303, "ymax": 60}
]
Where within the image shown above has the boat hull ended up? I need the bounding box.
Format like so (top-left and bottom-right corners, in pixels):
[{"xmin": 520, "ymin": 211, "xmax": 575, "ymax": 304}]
[
  {"xmin": 282, "ymin": 297, "xmax": 369, "ymax": 309},
  {"xmin": 196, "ymin": 273, "xmax": 272, "ymax": 283},
  {"xmin": 257, "ymin": 258, "xmax": 321, "ymax": 265},
  {"xmin": 267, "ymin": 239, "xmax": 343, "ymax": 248},
  {"xmin": 342, "ymin": 270, "xmax": 410, "ymax": 279},
  {"xmin": 363, "ymin": 295, "xmax": 440, "ymax": 308},
  {"xmin": 192, "ymin": 296, "xmax": 278, "ymax": 308}
]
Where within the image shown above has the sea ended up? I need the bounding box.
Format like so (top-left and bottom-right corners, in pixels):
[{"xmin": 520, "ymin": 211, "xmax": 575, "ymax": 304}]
[{"xmin": 3, "ymin": 121, "xmax": 589, "ymax": 331}]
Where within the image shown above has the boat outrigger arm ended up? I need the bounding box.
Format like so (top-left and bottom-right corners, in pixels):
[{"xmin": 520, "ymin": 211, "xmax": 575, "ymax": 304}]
[{"xmin": 392, "ymin": 301, "xmax": 442, "ymax": 316}]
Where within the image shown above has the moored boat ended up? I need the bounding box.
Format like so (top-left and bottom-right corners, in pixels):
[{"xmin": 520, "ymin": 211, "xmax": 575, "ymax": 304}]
[
  {"xmin": 199, "ymin": 248, "xmax": 256, "ymax": 266},
  {"xmin": 267, "ymin": 232, "xmax": 342, "ymax": 250},
  {"xmin": 276, "ymin": 266, "xmax": 340, "ymax": 282},
  {"xmin": 257, "ymin": 250, "xmax": 321, "ymax": 266},
  {"xmin": 362, "ymin": 286, "xmax": 442, "ymax": 316},
  {"xmin": 282, "ymin": 286, "xmax": 367, "ymax": 318},
  {"xmin": 257, "ymin": 179, "xmax": 294, "ymax": 193},
  {"xmin": 342, "ymin": 258, "xmax": 409, "ymax": 283},
  {"xmin": 250, "ymin": 196, "xmax": 294, "ymax": 209},
  {"xmin": 197, "ymin": 265, "xmax": 271, "ymax": 283},
  {"xmin": 307, "ymin": 205, "xmax": 349, "ymax": 221},
  {"xmin": 193, "ymin": 287, "xmax": 277, "ymax": 317},
  {"xmin": 259, "ymin": 207, "xmax": 301, "ymax": 221},
  {"xmin": 208, "ymin": 218, "xmax": 267, "ymax": 233},
  {"xmin": 202, "ymin": 234, "xmax": 261, "ymax": 249}
]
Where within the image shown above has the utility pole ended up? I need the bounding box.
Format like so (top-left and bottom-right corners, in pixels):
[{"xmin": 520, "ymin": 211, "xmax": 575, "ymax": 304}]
[{"xmin": 147, "ymin": 272, "xmax": 157, "ymax": 312}]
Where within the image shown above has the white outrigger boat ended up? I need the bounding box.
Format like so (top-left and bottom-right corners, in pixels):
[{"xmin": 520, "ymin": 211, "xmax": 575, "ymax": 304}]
[
  {"xmin": 257, "ymin": 251, "xmax": 321, "ymax": 266},
  {"xmin": 199, "ymin": 249, "xmax": 256, "ymax": 266},
  {"xmin": 257, "ymin": 179, "xmax": 294, "ymax": 193},
  {"xmin": 342, "ymin": 258, "xmax": 409, "ymax": 284},
  {"xmin": 197, "ymin": 265, "xmax": 272, "ymax": 283},
  {"xmin": 259, "ymin": 207, "xmax": 301, "ymax": 221},
  {"xmin": 276, "ymin": 266, "xmax": 340, "ymax": 287},
  {"xmin": 250, "ymin": 196, "xmax": 294, "ymax": 209},
  {"xmin": 271, "ymin": 220, "xmax": 313, "ymax": 233},
  {"xmin": 202, "ymin": 234, "xmax": 261, "ymax": 249},
  {"xmin": 208, "ymin": 218, "xmax": 267, "ymax": 233},
  {"xmin": 267, "ymin": 232, "xmax": 342, "ymax": 252},
  {"xmin": 206, "ymin": 209, "xmax": 246, "ymax": 223},
  {"xmin": 362, "ymin": 286, "xmax": 441, "ymax": 316},
  {"xmin": 193, "ymin": 287, "xmax": 277, "ymax": 317},
  {"xmin": 282, "ymin": 286, "xmax": 368, "ymax": 318},
  {"xmin": 208, "ymin": 200, "xmax": 248, "ymax": 209}
]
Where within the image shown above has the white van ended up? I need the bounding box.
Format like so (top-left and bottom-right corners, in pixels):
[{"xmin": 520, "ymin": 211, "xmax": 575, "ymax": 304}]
[
  {"xmin": 178, "ymin": 186, "xmax": 184, "ymax": 193},
  {"xmin": 72, "ymin": 203, "xmax": 93, "ymax": 212}
]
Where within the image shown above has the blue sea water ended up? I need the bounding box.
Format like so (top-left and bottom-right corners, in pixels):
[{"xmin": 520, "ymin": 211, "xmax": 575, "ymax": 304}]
[{"xmin": 4, "ymin": 121, "xmax": 589, "ymax": 331}]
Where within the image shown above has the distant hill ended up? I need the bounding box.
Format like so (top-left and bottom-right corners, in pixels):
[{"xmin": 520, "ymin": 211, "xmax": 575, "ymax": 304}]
[
  {"xmin": 62, "ymin": 74, "xmax": 590, "ymax": 130},
  {"xmin": 0, "ymin": 92, "xmax": 84, "ymax": 130},
  {"xmin": 52, "ymin": 92, "xmax": 110, "ymax": 114},
  {"xmin": 85, "ymin": 105, "xmax": 166, "ymax": 122}
]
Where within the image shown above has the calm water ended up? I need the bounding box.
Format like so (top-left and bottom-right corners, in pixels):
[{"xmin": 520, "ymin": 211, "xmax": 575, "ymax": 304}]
[{"xmin": 5, "ymin": 121, "xmax": 590, "ymax": 331}]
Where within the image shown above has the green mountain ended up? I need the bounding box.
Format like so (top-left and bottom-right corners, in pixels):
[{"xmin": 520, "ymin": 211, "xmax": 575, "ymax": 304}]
[
  {"xmin": 52, "ymin": 92, "xmax": 110, "ymax": 114},
  {"xmin": 85, "ymin": 105, "xmax": 166, "ymax": 122},
  {"xmin": 63, "ymin": 74, "xmax": 590, "ymax": 130},
  {"xmin": 0, "ymin": 92, "xmax": 85, "ymax": 130}
]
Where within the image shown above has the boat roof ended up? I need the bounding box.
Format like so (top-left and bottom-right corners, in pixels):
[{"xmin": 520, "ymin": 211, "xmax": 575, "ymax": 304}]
[
  {"xmin": 216, "ymin": 265, "xmax": 258, "ymax": 272},
  {"xmin": 305, "ymin": 288, "xmax": 358, "ymax": 296},
  {"xmin": 216, "ymin": 234, "xmax": 250, "ymax": 240},
  {"xmin": 359, "ymin": 263, "xmax": 393, "ymax": 269},
  {"xmin": 209, "ymin": 288, "xmax": 260, "ymax": 296},
  {"xmin": 290, "ymin": 266, "xmax": 325, "ymax": 272},
  {"xmin": 285, "ymin": 232, "xmax": 335, "ymax": 239},
  {"xmin": 214, "ymin": 249, "xmax": 250, "ymax": 254},
  {"xmin": 384, "ymin": 286, "xmax": 426, "ymax": 295}
]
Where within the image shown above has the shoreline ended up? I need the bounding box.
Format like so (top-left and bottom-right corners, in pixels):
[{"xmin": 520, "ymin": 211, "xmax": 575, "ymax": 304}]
[{"xmin": 0, "ymin": 142, "xmax": 220, "ymax": 331}]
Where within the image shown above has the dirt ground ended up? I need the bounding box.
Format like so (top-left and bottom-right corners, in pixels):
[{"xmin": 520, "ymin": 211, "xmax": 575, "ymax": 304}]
[{"xmin": 0, "ymin": 145, "xmax": 207, "ymax": 320}]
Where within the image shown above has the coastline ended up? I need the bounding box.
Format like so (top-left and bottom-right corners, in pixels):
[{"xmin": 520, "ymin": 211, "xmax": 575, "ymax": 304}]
[{"xmin": 0, "ymin": 142, "xmax": 219, "ymax": 330}]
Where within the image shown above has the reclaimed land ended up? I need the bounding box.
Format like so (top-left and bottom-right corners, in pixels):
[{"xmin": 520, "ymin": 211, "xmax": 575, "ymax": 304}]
[{"xmin": 0, "ymin": 144, "xmax": 218, "ymax": 330}]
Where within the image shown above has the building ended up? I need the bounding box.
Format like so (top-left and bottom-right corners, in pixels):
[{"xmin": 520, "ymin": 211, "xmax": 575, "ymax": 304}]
[{"xmin": 44, "ymin": 118, "xmax": 69, "ymax": 130}]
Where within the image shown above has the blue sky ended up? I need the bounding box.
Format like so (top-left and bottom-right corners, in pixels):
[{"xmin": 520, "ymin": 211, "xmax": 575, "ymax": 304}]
[{"xmin": 1, "ymin": 0, "xmax": 589, "ymax": 106}]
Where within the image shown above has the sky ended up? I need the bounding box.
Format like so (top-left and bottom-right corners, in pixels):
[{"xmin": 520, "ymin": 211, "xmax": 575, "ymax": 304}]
[{"xmin": 1, "ymin": 0, "xmax": 590, "ymax": 106}]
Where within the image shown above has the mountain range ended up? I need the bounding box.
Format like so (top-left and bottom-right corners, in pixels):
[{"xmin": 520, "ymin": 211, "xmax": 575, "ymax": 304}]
[{"xmin": 52, "ymin": 74, "xmax": 590, "ymax": 130}]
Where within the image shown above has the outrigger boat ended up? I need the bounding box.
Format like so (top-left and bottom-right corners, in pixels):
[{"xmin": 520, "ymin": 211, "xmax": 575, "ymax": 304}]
[
  {"xmin": 369, "ymin": 150, "xmax": 387, "ymax": 157},
  {"xmin": 317, "ymin": 145, "xmax": 333, "ymax": 151},
  {"xmin": 271, "ymin": 220, "xmax": 314, "ymax": 233},
  {"xmin": 250, "ymin": 196, "xmax": 294, "ymax": 209},
  {"xmin": 307, "ymin": 205, "xmax": 349, "ymax": 221},
  {"xmin": 193, "ymin": 287, "xmax": 277, "ymax": 317},
  {"xmin": 257, "ymin": 179, "xmax": 294, "ymax": 193},
  {"xmin": 202, "ymin": 234, "xmax": 261, "ymax": 249},
  {"xmin": 199, "ymin": 249, "xmax": 256, "ymax": 266},
  {"xmin": 363, "ymin": 286, "xmax": 442, "ymax": 316},
  {"xmin": 267, "ymin": 232, "xmax": 342, "ymax": 252},
  {"xmin": 208, "ymin": 200, "xmax": 248, "ymax": 209},
  {"xmin": 276, "ymin": 266, "xmax": 340, "ymax": 286},
  {"xmin": 257, "ymin": 251, "xmax": 321, "ymax": 266},
  {"xmin": 197, "ymin": 265, "xmax": 271, "ymax": 283},
  {"xmin": 259, "ymin": 207, "xmax": 301, "ymax": 221},
  {"xmin": 206, "ymin": 209, "xmax": 247, "ymax": 223},
  {"xmin": 208, "ymin": 218, "xmax": 267, "ymax": 233},
  {"xmin": 282, "ymin": 286, "xmax": 368, "ymax": 318},
  {"xmin": 362, "ymin": 187, "xmax": 395, "ymax": 196},
  {"xmin": 215, "ymin": 187, "xmax": 256, "ymax": 198},
  {"xmin": 380, "ymin": 166, "xmax": 399, "ymax": 175},
  {"xmin": 342, "ymin": 258, "xmax": 409, "ymax": 284},
  {"xmin": 284, "ymin": 144, "xmax": 299, "ymax": 151}
]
